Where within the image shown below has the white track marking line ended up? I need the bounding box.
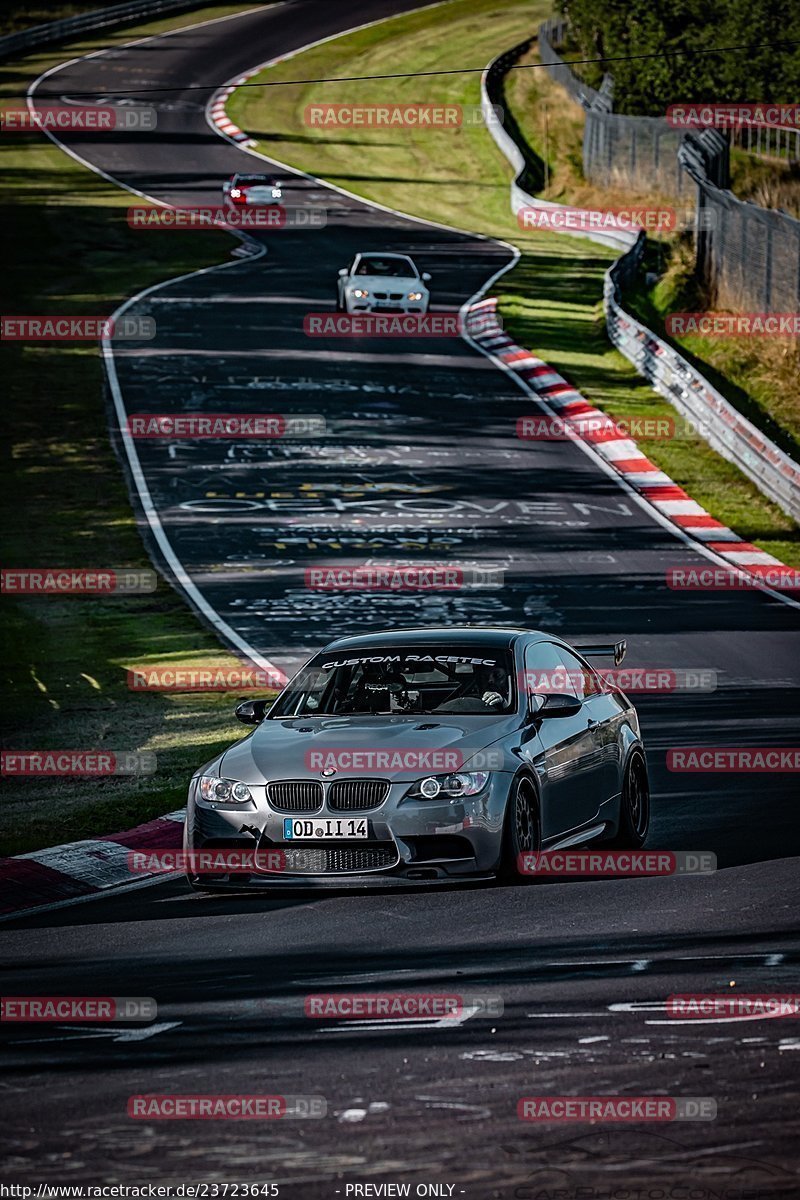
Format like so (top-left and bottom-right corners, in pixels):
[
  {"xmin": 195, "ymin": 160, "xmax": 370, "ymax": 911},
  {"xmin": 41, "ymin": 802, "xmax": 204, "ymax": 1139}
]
[
  {"xmin": 27, "ymin": 6, "xmax": 290, "ymax": 679},
  {"xmin": 15, "ymin": 1021, "xmax": 182, "ymax": 1044},
  {"xmin": 609, "ymin": 1000, "xmax": 795, "ymax": 1025},
  {"xmin": 319, "ymin": 1004, "xmax": 481, "ymax": 1033},
  {"xmin": 27, "ymin": 5, "xmax": 269, "ymax": 203},
  {"xmin": 203, "ymin": 1, "xmax": 498, "ymax": 242}
]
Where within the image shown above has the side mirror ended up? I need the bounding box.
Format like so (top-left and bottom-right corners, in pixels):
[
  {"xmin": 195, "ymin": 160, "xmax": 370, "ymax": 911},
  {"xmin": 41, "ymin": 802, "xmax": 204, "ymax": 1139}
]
[
  {"xmin": 421, "ymin": 272, "xmax": 432, "ymax": 282},
  {"xmin": 235, "ymin": 699, "xmax": 269, "ymax": 725},
  {"xmin": 338, "ymin": 268, "xmax": 348, "ymax": 277},
  {"xmin": 528, "ymin": 692, "xmax": 582, "ymax": 720}
]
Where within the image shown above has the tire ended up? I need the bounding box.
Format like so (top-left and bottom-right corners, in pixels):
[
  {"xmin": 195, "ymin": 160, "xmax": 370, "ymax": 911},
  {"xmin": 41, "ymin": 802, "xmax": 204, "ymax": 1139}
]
[
  {"xmin": 604, "ymin": 750, "xmax": 650, "ymax": 849},
  {"xmin": 499, "ymin": 774, "xmax": 541, "ymax": 883}
]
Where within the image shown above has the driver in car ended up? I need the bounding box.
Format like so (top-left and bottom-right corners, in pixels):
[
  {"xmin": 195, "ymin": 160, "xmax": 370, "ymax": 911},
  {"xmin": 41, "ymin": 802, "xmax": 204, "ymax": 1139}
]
[{"xmin": 438, "ymin": 664, "xmax": 510, "ymax": 712}]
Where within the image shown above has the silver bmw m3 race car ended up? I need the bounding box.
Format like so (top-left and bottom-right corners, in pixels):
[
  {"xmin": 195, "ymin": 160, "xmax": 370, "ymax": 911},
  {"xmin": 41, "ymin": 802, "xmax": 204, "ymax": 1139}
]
[{"xmin": 184, "ymin": 627, "xmax": 649, "ymax": 891}]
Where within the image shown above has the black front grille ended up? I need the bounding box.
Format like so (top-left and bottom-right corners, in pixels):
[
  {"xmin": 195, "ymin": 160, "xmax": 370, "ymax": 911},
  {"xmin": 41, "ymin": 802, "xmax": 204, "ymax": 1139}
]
[
  {"xmin": 373, "ymin": 291, "xmax": 387, "ymax": 299},
  {"xmin": 328, "ymin": 779, "xmax": 389, "ymax": 812},
  {"xmin": 389, "ymin": 292, "xmax": 404, "ymax": 300},
  {"xmin": 280, "ymin": 842, "xmax": 398, "ymax": 873},
  {"xmin": 267, "ymin": 780, "xmax": 323, "ymax": 813}
]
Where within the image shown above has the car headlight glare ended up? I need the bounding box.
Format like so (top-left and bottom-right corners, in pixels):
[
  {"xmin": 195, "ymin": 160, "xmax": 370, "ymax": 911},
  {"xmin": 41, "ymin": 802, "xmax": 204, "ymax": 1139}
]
[
  {"xmin": 229, "ymin": 188, "xmax": 241, "ymax": 198},
  {"xmin": 352, "ymin": 288, "xmax": 369, "ymax": 298},
  {"xmin": 408, "ymin": 291, "xmax": 423, "ymax": 301},
  {"xmin": 199, "ymin": 776, "xmax": 253, "ymax": 805},
  {"xmin": 412, "ymin": 772, "xmax": 490, "ymax": 799}
]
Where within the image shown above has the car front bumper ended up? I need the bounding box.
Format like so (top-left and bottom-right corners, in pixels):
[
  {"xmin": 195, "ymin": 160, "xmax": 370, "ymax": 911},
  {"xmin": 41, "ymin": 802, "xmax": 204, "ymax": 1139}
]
[
  {"xmin": 184, "ymin": 773, "xmax": 512, "ymax": 888},
  {"xmin": 344, "ymin": 297, "xmax": 428, "ymax": 315}
]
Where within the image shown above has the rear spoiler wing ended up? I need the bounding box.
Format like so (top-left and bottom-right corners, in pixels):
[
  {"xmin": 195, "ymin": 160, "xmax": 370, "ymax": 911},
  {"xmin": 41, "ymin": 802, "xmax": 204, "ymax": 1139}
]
[{"xmin": 575, "ymin": 640, "xmax": 627, "ymax": 666}]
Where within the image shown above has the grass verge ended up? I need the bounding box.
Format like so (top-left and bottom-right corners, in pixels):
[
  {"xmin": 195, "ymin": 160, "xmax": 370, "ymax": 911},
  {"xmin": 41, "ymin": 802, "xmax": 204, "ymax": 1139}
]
[
  {"xmin": 0, "ymin": 3, "xmax": 275, "ymax": 857},
  {"xmin": 227, "ymin": 0, "xmax": 800, "ymax": 566}
]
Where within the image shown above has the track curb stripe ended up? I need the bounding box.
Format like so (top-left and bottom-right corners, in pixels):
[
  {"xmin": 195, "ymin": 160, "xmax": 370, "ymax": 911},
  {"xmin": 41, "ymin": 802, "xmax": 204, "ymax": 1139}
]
[
  {"xmin": 0, "ymin": 812, "xmax": 183, "ymax": 916},
  {"xmin": 463, "ymin": 298, "xmax": 788, "ymax": 576}
]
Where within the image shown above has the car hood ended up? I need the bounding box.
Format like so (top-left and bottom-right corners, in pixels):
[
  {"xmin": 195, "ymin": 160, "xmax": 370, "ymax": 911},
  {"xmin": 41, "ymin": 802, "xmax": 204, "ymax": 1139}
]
[
  {"xmin": 220, "ymin": 713, "xmax": 516, "ymax": 783},
  {"xmin": 346, "ymin": 274, "xmax": 423, "ymax": 291}
]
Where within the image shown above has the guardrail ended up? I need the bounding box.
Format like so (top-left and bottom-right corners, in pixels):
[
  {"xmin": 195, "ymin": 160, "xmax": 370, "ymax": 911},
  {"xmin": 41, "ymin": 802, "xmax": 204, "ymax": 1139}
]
[
  {"xmin": 482, "ymin": 38, "xmax": 800, "ymax": 524},
  {"xmin": 0, "ymin": 0, "xmax": 208, "ymax": 62}
]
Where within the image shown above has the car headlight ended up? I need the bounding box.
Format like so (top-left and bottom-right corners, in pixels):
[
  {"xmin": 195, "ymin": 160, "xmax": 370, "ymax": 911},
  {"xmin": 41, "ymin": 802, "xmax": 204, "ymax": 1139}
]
[
  {"xmin": 407, "ymin": 291, "xmax": 424, "ymax": 301},
  {"xmin": 408, "ymin": 772, "xmax": 490, "ymax": 799},
  {"xmin": 271, "ymin": 189, "xmax": 282, "ymax": 199},
  {"xmin": 229, "ymin": 188, "xmax": 241, "ymax": 198},
  {"xmin": 199, "ymin": 776, "xmax": 253, "ymax": 805},
  {"xmin": 352, "ymin": 288, "xmax": 369, "ymax": 298}
]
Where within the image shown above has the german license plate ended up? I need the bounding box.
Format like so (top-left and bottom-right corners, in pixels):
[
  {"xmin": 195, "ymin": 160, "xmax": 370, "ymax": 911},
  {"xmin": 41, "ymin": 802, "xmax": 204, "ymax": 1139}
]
[{"xmin": 282, "ymin": 817, "xmax": 368, "ymax": 840}]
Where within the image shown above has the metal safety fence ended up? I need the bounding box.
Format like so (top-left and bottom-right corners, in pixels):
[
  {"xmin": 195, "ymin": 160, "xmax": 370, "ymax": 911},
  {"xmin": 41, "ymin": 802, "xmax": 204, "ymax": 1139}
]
[
  {"xmin": 680, "ymin": 131, "xmax": 800, "ymax": 314},
  {"xmin": 539, "ymin": 19, "xmax": 692, "ymax": 198}
]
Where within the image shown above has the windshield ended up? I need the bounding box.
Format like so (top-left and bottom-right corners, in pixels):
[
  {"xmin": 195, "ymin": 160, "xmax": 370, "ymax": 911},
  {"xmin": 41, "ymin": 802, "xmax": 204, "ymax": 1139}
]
[
  {"xmin": 269, "ymin": 647, "xmax": 515, "ymax": 717},
  {"xmin": 355, "ymin": 256, "xmax": 415, "ymax": 277}
]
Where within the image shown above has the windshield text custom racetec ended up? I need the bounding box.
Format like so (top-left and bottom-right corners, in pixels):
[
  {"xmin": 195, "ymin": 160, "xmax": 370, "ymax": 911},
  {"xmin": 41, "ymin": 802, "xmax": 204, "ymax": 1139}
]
[{"xmin": 269, "ymin": 647, "xmax": 515, "ymax": 717}]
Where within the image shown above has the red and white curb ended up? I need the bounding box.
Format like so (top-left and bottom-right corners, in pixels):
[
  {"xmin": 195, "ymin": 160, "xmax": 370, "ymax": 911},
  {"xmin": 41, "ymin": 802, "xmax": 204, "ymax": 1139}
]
[
  {"xmin": 465, "ymin": 298, "xmax": 792, "ymax": 583},
  {"xmin": 207, "ymin": 67, "xmax": 263, "ymax": 145},
  {"xmin": 0, "ymin": 810, "xmax": 184, "ymax": 918}
]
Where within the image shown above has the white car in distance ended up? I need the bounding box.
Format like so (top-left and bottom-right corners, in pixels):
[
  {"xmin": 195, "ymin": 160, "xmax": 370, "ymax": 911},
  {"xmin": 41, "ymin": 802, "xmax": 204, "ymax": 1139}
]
[{"xmin": 337, "ymin": 252, "xmax": 431, "ymax": 314}]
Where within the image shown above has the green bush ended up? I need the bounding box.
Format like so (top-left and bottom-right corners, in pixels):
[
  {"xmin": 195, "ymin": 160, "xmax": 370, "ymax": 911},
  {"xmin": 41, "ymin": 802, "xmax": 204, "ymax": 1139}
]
[{"xmin": 559, "ymin": 0, "xmax": 800, "ymax": 115}]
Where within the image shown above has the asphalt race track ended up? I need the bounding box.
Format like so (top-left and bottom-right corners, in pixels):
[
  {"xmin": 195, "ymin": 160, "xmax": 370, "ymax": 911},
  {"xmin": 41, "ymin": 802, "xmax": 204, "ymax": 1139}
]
[{"xmin": 4, "ymin": 1, "xmax": 800, "ymax": 1195}]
